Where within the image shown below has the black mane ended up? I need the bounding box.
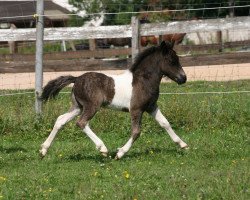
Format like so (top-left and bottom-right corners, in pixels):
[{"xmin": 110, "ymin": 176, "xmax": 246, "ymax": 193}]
[{"xmin": 130, "ymin": 46, "xmax": 158, "ymax": 72}]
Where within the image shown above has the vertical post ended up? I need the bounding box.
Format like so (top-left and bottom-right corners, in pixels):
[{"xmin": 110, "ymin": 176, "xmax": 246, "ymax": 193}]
[
  {"xmin": 35, "ymin": 0, "xmax": 44, "ymax": 114},
  {"xmin": 131, "ymin": 16, "xmax": 140, "ymax": 63},
  {"xmin": 69, "ymin": 40, "xmax": 76, "ymax": 51},
  {"xmin": 61, "ymin": 40, "xmax": 66, "ymax": 52},
  {"xmin": 89, "ymin": 39, "xmax": 96, "ymax": 59},
  {"xmin": 216, "ymin": 31, "xmax": 223, "ymax": 52},
  {"xmin": 89, "ymin": 39, "xmax": 96, "ymax": 51},
  {"xmin": 8, "ymin": 24, "xmax": 18, "ymax": 54},
  {"xmin": 229, "ymin": 0, "xmax": 235, "ymax": 18}
]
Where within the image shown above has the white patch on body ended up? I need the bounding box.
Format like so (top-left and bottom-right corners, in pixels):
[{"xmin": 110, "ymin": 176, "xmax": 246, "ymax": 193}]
[{"xmin": 108, "ymin": 70, "xmax": 133, "ymax": 110}]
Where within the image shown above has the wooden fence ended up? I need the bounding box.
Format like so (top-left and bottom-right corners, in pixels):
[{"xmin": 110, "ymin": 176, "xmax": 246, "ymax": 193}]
[
  {"xmin": 1, "ymin": 40, "xmax": 250, "ymax": 61},
  {"xmin": 0, "ymin": 16, "xmax": 249, "ymax": 73},
  {"xmin": 1, "ymin": 16, "xmax": 249, "ymax": 41},
  {"xmin": 1, "ymin": 51, "xmax": 250, "ymax": 73}
]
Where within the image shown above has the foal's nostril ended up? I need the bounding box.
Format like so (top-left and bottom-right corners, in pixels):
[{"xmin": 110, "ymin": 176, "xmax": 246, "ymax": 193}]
[
  {"xmin": 182, "ymin": 75, "xmax": 187, "ymax": 83},
  {"xmin": 178, "ymin": 75, "xmax": 187, "ymax": 84}
]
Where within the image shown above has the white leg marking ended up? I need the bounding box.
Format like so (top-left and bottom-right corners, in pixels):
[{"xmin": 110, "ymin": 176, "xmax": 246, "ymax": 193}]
[
  {"xmin": 83, "ymin": 123, "xmax": 108, "ymax": 156},
  {"xmin": 116, "ymin": 138, "xmax": 133, "ymax": 159},
  {"xmin": 151, "ymin": 108, "xmax": 188, "ymax": 149},
  {"xmin": 40, "ymin": 108, "xmax": 81, "ymax": 157}
]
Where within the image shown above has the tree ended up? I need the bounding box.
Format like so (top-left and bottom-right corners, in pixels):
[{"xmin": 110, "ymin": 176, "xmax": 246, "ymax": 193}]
[{"xmin": 68, "ymin": 0, "xmax": 249, "ymax": 26}]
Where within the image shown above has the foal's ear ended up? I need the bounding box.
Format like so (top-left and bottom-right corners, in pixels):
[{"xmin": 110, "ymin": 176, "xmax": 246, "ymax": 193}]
[
  {"xmin": 166, "ymin": 41, "xmax": 174, "ymax": 49},
  {"xmin": 170, "ymin": 40, "xmax": 175, "ymax": 48},
  {"xmin": 160, "ymin": 41, "xmax": 167, "ymax": 49},
  {"xmin": 160, "ymin": 41, "xmax": 174, "ymax": 50},
  {"xmin": 160, "ymin": 41, "xmax": 173, "ymax": 54}
]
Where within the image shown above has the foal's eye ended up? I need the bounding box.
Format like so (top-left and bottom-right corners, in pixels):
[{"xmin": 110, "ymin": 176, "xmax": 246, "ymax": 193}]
[{"xmin": 167, "ymin": 58, "xmax": 177, "ymax": 66}]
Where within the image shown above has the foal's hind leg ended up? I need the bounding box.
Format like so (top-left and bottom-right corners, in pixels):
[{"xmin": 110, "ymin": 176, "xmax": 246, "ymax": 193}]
[
  {"xmin": 149, "ymin": 107, "xmax": 188, "ymax": 149},
  {"xmin": 76, "ymin": 105, "xmax": 108, "ymax": 157},
  {"xmin": 39, "ymin": 106, "xmax": 81, "ymax": 157}
]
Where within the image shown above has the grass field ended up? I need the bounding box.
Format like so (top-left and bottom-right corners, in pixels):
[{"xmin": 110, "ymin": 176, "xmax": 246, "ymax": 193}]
[{"xmin": 0, "ymin": 80, "xmax": 249, "ymax": 199}]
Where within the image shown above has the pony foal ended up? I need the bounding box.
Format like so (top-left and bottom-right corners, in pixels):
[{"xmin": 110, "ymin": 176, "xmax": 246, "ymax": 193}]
[{"xmin": 40, "ymin": 41, "xmax": 188, "ymax": 159}]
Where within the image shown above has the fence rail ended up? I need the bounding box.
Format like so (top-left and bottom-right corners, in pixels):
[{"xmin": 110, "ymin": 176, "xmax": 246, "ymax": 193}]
[
  {"xmin": 1, "ymin": 51, "xmax": 249, "ymax": 73},
  {"xmin": 1, "ymin": 40, "xmax": 250, "ymax": 62},
  {"xmin": 0, "ymin": 16, "xmax": 249, "ymax": 42}
]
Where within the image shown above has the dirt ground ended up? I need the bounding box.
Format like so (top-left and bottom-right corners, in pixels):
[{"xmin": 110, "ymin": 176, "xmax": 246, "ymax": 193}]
[{"xmin": 0, "ymin": 63, "xmax": 249, "ymax": 90}]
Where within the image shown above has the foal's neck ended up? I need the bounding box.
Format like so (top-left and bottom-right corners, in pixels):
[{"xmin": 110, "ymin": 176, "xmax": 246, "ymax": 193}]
[{"xmin": 131, "ymin": 54, "xmax": 162, "ymax": 82}]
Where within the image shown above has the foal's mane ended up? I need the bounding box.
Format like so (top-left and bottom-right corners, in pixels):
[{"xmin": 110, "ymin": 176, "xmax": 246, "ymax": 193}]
[{"xmin": 130, "ymin": 46, "xmax": 159, "ymax": 72}]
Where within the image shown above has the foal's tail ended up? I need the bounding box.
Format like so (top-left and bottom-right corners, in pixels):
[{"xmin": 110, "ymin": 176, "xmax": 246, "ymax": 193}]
[{"xmin": 41, "ymin": 75, "xmax": 76, "ymax": 101}]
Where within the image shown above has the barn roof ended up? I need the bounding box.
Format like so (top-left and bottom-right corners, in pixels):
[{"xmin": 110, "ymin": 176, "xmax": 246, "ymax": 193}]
[{"xmin": 0, "ymin": 0, "xmax": 70, "ymax": 23}]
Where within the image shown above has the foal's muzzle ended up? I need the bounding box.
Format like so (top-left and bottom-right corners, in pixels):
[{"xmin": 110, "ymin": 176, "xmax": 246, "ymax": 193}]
[{"xmin": 177, "ymin": 74, "xmax": 187, "ymax": 85}]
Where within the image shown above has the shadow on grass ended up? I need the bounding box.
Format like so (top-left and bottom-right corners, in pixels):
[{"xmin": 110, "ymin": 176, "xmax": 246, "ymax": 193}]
[
  {"xmin": 64, "ymin": 147, "xmax": 187, "ymax": 162},
  {"xmin": 65, "ymin": 153, "xmax": 107, "ymax": 162},
  {"xmin": 0, "ymin": 146, "xmax": 27, "ymax": 153},
  {"xmin": 123, "ymin": 147, "xmax": 188, "ymax": 160}
]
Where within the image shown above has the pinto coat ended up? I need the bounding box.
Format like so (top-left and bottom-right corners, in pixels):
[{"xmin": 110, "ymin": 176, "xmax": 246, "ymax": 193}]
[{"xmin": 40, "ymin": 41, "xmax": 188, "ymax": 159}]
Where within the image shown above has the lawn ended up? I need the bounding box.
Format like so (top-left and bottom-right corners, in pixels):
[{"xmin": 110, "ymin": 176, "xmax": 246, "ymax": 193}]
[{"xmin": 0, "ymin": 80, "xmax": 249, "ymax": 199}]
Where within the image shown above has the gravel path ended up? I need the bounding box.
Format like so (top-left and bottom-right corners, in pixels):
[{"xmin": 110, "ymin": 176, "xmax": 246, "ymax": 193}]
[{"xmin": 0, "ymin": 63, "xmax": 249, "ymax": 90}]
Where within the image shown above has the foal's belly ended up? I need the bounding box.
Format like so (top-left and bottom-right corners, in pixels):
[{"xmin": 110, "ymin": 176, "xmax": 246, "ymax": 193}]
[{"xmin": 108, "ymin": 70, "xmax": 133, "ymax": 111}]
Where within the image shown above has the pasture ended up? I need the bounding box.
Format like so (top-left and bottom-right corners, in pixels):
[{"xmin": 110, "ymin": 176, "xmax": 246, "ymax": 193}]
[{"xmin": 0, "ymin": 80, "xmax": 249, "ymax": 199}]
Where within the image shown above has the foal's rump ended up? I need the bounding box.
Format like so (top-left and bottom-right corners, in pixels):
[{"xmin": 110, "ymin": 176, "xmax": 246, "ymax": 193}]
[
  {"xmin": 73, "ymin": 72, "xmax": 115, "ymax": 107},
  {"xmin": 41, "ymin": 72, "xmax": 116, "ymax": 107}
]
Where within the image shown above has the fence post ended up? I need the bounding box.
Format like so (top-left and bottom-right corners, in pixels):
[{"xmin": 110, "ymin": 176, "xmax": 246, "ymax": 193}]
[
  {"xmin": 8, "ymin": 24, "xmax": 18, "ymax": 54},
  {"xmin": 61, "ymin": 40, "xmax": 66, "ymax": 52},
  {"xmin": 131, "ymin": 16, "xmax": 140, "ymax": 63},
  {"xmin": 89, "ymin": 39, "xmax": 96, "ymax": 59},
  {"xmin": 35, "ymin": 0, "xmax": 44, "ymax": 114},
  {"xmin": 229, "ymin": 0, "xmax": 235, "ymax": 17},
  {"xmin": 216, "ymin": 31, "xmax": 223, "ymax": 52}
]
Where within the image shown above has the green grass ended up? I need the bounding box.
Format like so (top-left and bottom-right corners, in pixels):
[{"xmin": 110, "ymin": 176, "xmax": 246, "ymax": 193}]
[{"xmin": 0, "ymin": 80, "xmax": 249, "ymax": 199}]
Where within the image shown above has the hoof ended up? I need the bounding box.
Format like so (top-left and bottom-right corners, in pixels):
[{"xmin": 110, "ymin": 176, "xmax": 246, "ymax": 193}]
[
  {"xmin": 39, "ymin": 151, "xmax": 45, "ymax": 159},
  {"xmin": 114, "ymin": 155, "xmax": 120, "ymax": 160},
  {"xmin": 182, "ymin": 145, "xmax": 189, "ymax": 150},
  {"xmin": 101, "ymin": 152, "xmax": 108, "ymax": 157},
  {"xmin": 39, "ymin": 148, "xmax": 47, "ymax": 159},
  {"xmin": 96, "ymin": 144, "xmax": 108, "ymax": 157},
  {"xmin": 115, "ymin": 148, "xmax": 125, "ymax": 160},
  {"xmin": 179, "ymin": 141, "xmax": 188, "ymax": 149}
]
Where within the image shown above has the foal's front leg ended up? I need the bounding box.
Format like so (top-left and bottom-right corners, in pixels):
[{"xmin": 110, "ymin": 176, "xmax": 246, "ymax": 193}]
[
  {"xmin": 116, "ymin": 110, "xmax": 142, "ymax": 159},
  {"xmin": 149, "ymin": 107, "xmax": 188, "ymax": 149}
]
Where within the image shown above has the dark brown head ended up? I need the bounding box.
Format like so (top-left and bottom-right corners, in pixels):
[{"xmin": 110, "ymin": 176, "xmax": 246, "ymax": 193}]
[{"xmin": 158, "ymin": 41, "xmax": 187, "ymax": 84}]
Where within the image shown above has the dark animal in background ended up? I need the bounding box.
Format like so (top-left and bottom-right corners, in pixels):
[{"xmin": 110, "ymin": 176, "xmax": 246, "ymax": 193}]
[
  {"xmin": 140, "ymin": 33, "xmax": 186, "ymax": 47},
  {"xmin": 139, "ymin": 15, "xmax": 186, "ymax": 47}
]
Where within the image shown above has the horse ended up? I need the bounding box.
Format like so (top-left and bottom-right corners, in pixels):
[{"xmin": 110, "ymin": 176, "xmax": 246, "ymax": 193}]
[
  {"xmin": 139, "ymin": 15, "xmax": 186, "ymax": 47},
  {"xmin": 141, "ymin": 33, "xmax": 186, "ymax": 47},
  {"xmin": 161, "ymin": 33, "xmax": 186, "ymax": 45},
  {"xmin": 39, "ymin": 41, "xmax": 188, "ymax": 160}
]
